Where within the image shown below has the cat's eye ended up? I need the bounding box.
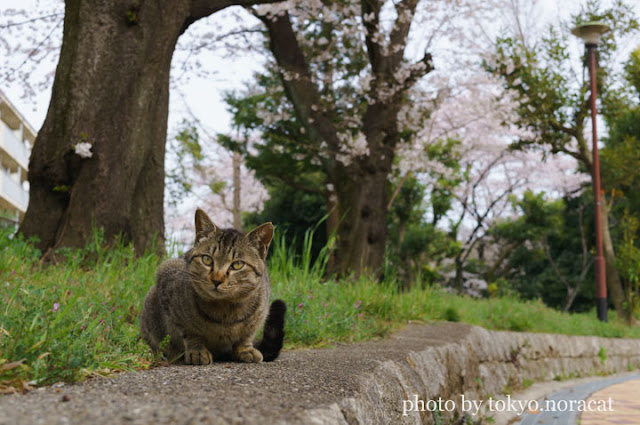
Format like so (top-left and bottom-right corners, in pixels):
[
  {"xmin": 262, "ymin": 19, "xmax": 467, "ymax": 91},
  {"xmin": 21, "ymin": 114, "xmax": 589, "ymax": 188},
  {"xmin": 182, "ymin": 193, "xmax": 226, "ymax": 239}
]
[
  {"xmin": 230, "ymin": 261, "xmax": 245, "ymax": 270},
  {"xmin": 201, "ymin": 255, "xmax": 213, "ymax": 266}
]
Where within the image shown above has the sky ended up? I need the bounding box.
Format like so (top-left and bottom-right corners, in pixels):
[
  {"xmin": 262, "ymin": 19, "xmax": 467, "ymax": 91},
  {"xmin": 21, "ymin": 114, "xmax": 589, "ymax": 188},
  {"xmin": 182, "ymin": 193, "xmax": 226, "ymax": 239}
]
[{"xmin": 5, "ymin": 0, "xmax": 639, "ymax": 137}]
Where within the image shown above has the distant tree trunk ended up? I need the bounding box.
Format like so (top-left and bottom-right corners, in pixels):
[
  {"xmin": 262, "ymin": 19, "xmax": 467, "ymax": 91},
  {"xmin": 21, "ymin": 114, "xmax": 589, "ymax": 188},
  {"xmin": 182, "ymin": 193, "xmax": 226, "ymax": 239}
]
[
  {"xmin": 454, "ymin": 256, "xmax": 464, "ymax": 292},
  {"xmin": 325, "ymin": 191, "xmax": 339, "ymax": 274},
  {"xmin": 232, "ymin": 151, "xmax": 242, "ymax": 229},
  {"xmin": 601, "ymin": 207, "xmax": 625, "ymax": 316},
  {"xmin": 582, "ymin": 146, "xmax": 625, "ymax": 316},
  {"xmin": 563, "ymin": 286, "xmax": 580, "ymax": 313},
  {"xmin": 484, "ymin": 241, "xmax": 522, "ymax": 284},
  {"xmin": 19, "ymin": 0, "xmax": 277, "ymax": 256}
]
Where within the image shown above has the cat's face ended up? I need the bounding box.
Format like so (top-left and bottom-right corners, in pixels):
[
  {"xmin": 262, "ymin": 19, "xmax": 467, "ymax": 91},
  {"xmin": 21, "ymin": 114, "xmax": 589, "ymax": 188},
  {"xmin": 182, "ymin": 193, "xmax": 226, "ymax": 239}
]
[{"xmin": 186, "ymin": 209, "xmax": 273, "ymax": 301}]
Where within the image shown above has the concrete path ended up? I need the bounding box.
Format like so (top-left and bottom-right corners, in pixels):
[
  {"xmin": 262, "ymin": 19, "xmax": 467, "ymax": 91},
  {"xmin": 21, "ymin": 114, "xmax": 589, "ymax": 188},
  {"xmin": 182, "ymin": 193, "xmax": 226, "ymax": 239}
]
[
  {"xmin": 0, "ymin": 322, "xmax": 472, "ymax": 425},
  {"xmin": 517, "ymin": 373, "xmax": 640, "ymax": 425},
  {"xmin": 580, "ymin": 377, "xmax": 640, "ymax": 425},
  {"xmin": 2, "ymin": 321, "xmax": 639, "ymax": 425}
]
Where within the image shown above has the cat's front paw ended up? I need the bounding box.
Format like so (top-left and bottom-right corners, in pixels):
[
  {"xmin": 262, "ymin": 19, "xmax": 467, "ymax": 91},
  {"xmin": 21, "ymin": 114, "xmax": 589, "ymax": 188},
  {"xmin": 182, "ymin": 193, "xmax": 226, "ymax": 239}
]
[
  {"xmin": 184, "ymin": 347, "xmax": 213, "ymax": 365},
  {"xmin": 235, "ymin": 346, "xmax": 263, "ymax": 363}
]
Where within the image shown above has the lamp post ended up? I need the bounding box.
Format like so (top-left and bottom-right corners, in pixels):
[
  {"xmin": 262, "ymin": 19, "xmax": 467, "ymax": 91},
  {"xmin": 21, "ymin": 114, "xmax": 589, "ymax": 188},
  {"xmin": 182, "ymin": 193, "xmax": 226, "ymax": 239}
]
[{"xmin": 571, "ymin": 22, "xmax": 610, "ymax": 322}]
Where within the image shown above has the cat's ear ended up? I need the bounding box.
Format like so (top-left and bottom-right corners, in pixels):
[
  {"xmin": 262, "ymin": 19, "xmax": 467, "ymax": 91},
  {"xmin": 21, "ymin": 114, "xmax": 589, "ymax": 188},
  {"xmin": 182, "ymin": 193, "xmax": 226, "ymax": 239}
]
[
  {"xmin": 246, "ymin": 222, "xmax": 274, "ymax": 259},
  {"xmin": 194, "ymin": 208, "xmax": 218, "ymax": 242}
]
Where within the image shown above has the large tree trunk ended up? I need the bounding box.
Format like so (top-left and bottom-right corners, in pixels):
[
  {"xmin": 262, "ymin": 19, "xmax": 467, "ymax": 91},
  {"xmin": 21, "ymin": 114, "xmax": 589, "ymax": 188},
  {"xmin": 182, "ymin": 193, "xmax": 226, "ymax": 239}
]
[
  {"xmin": 329, "ymin": 97, "xmax": 398, "ymax": 277},
  {"xmin": 19, "ymin": 0, "xmax": 274, "ymax": 256},
  {"xmin": 333, "ymin": 164, "xmax": 390, "ymax": 277}
]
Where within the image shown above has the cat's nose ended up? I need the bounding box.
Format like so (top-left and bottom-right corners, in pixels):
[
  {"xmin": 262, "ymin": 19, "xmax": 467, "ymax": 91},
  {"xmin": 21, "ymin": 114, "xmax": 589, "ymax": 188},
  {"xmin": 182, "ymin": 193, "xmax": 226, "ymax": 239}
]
[{"xmin": 210, "ymin": 271, "xmax": 225, "ymax": 288}]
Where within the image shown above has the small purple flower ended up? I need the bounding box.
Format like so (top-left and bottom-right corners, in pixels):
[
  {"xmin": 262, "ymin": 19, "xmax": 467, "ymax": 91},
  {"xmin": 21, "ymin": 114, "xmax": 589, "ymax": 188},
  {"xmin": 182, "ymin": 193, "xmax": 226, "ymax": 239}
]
[
  {"xmin": 297, "ymin": 303, "xmax": 304, "ymax": 309},
  {"xmin": 324, "ymin": 312, "xmax": 329, "ymax": 318},
  {"xmin": 99, "ymin": 318, "xmax": 104, "ymax": 324},
  {"xmin": 111, "ymin": 306, "xmax": 115, "ymax": 313},
  {"xmin": 353, "ymin": 300, "xmax": 362, "ymax": 309},
  {"xmin": 52, "ymin": 303, "xmax": 60, "ymax": 312},
  {"xmin": 11, "ymin": 270, "xmax": 16, "ymax": 275},
  {"xmin": 307, "ymin": 295, "xmax": 313, "ymax": 300},
  {"xmin": 89, "ymin": 302, "xmax": 94, "ymax": 307},
  {"xmin": 324, "ymin": 303, "xmax": 329, "ymax": 308},
  {"xmin": 52, "ymin": 285, "xmax": 57, "ymax": 291},
  {"xmin": 81, "ymin": 325, "xmax": 86, "ymax": 331}
]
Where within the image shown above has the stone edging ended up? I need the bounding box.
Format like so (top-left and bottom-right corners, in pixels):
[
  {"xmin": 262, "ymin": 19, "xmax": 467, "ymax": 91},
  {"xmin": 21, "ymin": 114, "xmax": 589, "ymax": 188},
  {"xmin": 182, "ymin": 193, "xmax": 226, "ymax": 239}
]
[{"xmin": 295, "ymin": 325, "xmax": 640, "ymax": 425}]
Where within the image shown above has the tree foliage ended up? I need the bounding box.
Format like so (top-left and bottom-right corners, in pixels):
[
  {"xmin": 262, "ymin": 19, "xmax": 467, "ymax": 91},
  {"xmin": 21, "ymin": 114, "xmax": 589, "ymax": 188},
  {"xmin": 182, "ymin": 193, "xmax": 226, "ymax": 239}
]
[
  {"xmin": 492, "ymin": 191, "xmax": 596, "ymax": 312},
  {"xmin": 487, "ymin": 0, "xmax": 639, "ymax": 316}
]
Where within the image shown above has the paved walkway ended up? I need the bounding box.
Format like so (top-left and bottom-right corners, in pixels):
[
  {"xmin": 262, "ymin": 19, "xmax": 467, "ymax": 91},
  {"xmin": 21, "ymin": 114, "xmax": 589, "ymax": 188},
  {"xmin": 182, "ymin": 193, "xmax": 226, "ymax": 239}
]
[
  {"xmin": 581, "ymin": 377, "xmax": 640, "ymax": 425},
  {"xmin": 518, "ymin": 373, "xmax": 640, "ymax": 425}
]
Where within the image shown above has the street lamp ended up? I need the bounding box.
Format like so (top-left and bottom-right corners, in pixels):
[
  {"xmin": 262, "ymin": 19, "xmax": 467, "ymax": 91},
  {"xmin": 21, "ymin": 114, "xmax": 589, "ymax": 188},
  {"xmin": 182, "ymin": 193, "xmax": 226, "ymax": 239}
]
[{"xmin": 571, "ymin": 21, "xmax": 610, "ymax": 322}]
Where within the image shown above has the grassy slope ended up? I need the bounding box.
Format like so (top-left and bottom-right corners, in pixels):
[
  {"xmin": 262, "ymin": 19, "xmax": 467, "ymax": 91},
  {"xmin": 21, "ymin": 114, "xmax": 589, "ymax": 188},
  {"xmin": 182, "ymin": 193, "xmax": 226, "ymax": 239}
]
[{"xmin": 1, "ymin": 228, "xmax": 639, "ymax": 391}]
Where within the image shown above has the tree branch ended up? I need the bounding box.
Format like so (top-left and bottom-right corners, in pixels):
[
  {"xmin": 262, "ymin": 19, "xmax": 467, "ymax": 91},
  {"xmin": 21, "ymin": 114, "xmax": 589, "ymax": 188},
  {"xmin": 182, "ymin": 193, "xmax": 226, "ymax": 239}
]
[
  {"xmin": 387, "ymin": 171, "xmax": 412, "ymax": 210},
  {"xmin": 189, "ymin": 0, "xmax": 282, "ymax": 21},
  {"xmin": 360, "ymin": 0, "xmax": 385, "ymax": 75},
  {"xmin": 543, "ymin": 238, "xmax": 571, "ymax": 291},
  {"xmin": 403, "ymin": 52, "xmax": 435, "ymax": 89},
  {"xmin": 388, "ymin": 0, "xmax": 418, "ymax": 69},
  {"xmin": 0, "ymin": 13, "xmax": 63, "ymax": 29},
  {"xmin": 254, "ymin": 10, "xmax": 341, "ymax": 150},
  {"xmin": 484, "ymin": 240, "xmax": 522, "ymax": 282}
]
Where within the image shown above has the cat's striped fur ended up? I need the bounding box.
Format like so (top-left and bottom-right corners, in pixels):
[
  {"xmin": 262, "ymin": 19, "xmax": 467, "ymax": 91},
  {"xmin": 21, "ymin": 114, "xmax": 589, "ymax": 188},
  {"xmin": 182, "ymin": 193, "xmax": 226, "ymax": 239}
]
[{"xmin": 140, "ymin": 208, "xmax": 286, "ymax": 364}]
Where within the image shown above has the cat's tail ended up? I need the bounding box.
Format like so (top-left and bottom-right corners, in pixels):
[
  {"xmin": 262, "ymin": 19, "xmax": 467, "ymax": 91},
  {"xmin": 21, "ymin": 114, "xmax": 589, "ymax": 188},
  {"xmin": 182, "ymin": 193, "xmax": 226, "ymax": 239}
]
[{"xmin": 256, "ymin": 299, "xmax": 286, "ymax": 362}]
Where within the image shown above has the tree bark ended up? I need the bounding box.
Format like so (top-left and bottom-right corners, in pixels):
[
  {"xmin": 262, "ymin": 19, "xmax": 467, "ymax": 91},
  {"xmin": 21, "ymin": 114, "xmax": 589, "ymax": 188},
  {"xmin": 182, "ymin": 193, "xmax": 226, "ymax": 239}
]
[
  {"xmin": 601, "ymin": 206, "xmax": 625, "ymax": 316},
  {"xmin": 325, "ymin": 190, "xmax": 339, "ymax": 274},
  {"xmin": 332, "ymin": 161, "xmax": 392, "ymax": 277},
  {"xmin": 19, "ymin": 0, "xmax": 276, "ymax": 256},
  {"xmin": 232, "ymin": 150, "xmax": 242, "ymax": 229},
  {"xmin": 582, "ymin": 150, "xmax": 626, "ymax": 317}
]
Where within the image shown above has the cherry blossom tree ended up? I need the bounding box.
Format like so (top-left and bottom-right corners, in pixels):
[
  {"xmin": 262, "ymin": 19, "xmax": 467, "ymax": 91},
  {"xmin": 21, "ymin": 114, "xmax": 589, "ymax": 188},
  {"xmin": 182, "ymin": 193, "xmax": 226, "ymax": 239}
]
[
  {"xmin": 215, "ymin": 0, "xmax": 512, "ymax": 277},
  {"xmin": 487, "ymin": 0, "xmax": 639, "ymax": 315},
  {"xmin": 396, "ymin": 72, "xmax": 587, "ymax": 291}
]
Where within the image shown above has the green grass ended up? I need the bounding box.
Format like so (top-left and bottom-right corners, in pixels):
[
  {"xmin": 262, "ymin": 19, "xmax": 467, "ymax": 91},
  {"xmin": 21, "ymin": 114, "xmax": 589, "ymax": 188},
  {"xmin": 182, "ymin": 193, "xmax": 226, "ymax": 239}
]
[
  {"xmin": 0, "ymin": 228, "xmax": 158, "ymax": 390},
  {"xmin": 1, "ymin": 226, "xmax": 639, "ymax": 392}
]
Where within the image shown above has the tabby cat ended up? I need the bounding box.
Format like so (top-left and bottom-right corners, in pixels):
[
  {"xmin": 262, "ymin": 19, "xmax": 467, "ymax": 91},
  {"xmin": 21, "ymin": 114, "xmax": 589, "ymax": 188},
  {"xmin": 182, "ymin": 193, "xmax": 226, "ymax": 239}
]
[{"xmin": 140, "ymin": 208, "xmax": 286, "ymax": 364}]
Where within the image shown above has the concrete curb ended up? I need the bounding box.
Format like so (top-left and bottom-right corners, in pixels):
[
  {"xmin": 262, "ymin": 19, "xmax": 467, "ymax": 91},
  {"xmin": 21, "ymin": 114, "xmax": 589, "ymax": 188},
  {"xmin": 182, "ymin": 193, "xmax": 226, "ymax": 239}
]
[
  {"xmin": 298, "ymin": 325, "xmax": 640, "ymax": 425},
  {"xmin": 2, "ymin": 323, "xmax": 640, "ymax": 425}
]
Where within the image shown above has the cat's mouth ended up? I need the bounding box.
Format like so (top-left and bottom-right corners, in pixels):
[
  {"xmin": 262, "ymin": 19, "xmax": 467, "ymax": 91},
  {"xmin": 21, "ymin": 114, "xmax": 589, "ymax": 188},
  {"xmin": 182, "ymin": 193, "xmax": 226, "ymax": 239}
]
[
  {"xmin": 194, "ymin": 282, "xmax": 229, "ymax": 299},
  {"xmin": 208, "ymin": 284, "xmax": 226, "ymax": 294}
]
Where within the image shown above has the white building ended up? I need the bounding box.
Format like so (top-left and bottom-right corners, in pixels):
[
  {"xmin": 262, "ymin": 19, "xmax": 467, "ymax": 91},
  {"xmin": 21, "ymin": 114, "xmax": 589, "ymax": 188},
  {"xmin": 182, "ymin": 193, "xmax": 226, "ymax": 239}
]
[{"xmin": 0, "ymin": 90, "xmax": 35, "ymax": 224}]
